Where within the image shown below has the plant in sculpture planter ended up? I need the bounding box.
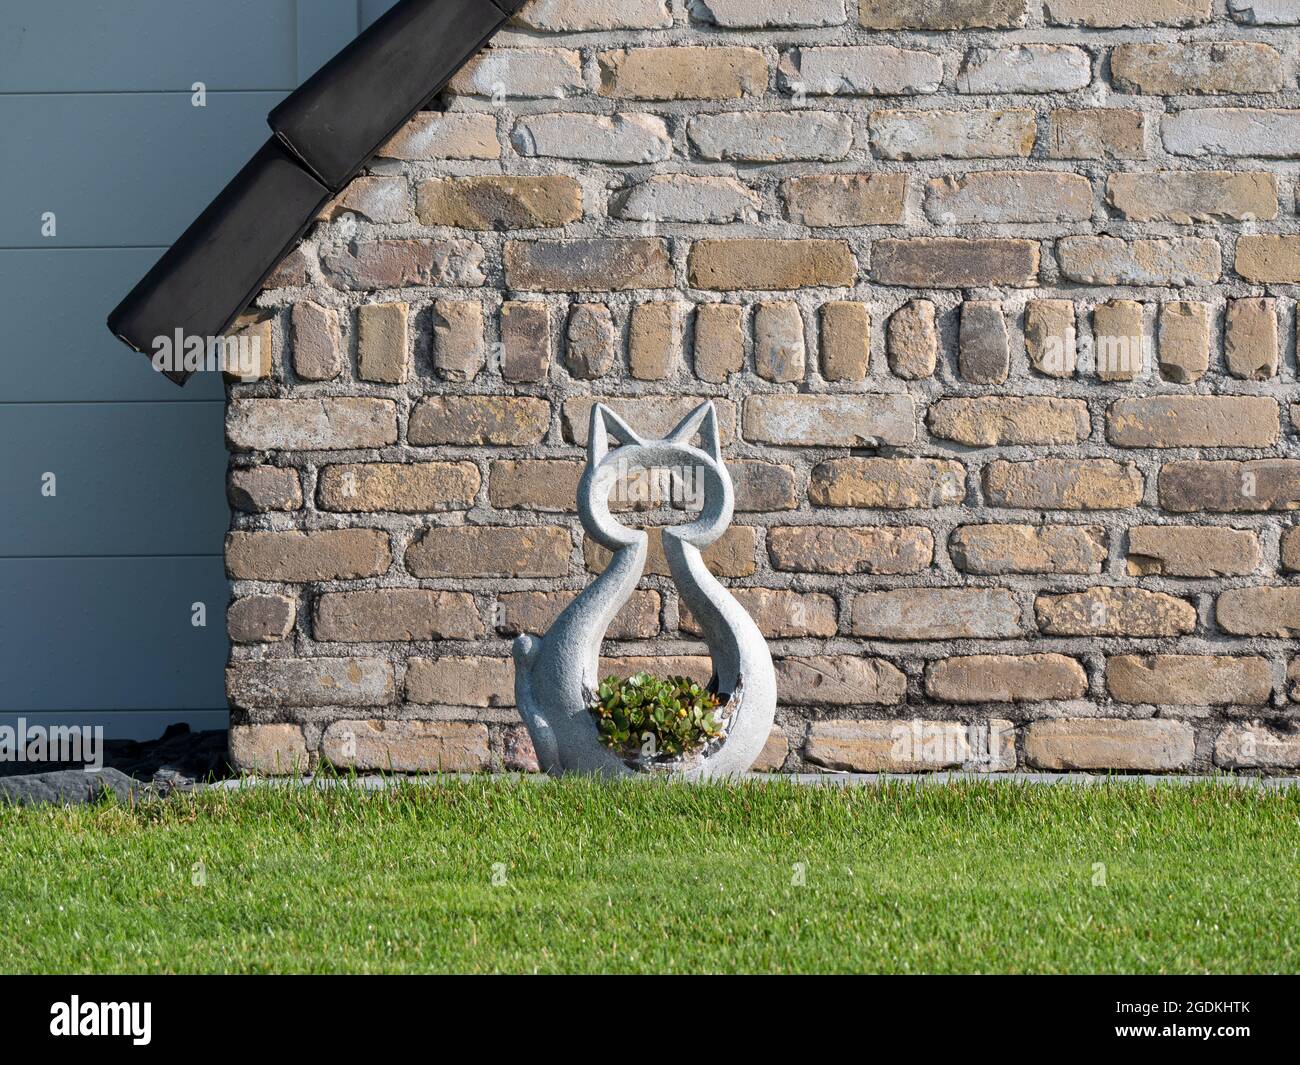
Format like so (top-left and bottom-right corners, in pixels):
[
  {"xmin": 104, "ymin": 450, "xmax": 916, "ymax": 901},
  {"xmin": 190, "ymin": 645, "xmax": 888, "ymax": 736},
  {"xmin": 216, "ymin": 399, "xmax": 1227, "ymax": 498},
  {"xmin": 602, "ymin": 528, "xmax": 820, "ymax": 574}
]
[
  {"xmin": 592, "ymin": 672, "xmax": 728, "ymax": 769},
  {"xmin": 513, "ymin": 401, "xmax": 776, "ymax": 779}
]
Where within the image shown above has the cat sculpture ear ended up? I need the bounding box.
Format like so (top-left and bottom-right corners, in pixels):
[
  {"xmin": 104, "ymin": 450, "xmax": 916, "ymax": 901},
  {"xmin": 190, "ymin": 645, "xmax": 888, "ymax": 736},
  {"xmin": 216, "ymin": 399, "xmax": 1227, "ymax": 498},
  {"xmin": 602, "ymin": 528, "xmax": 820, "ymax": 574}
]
[
  {"xmin": 587, "ymin": 403, "xmax": 646, "ymax": 467},
  {"xmin": 665, "ymin": 401, "xmax": 721, "ymax": 463}
]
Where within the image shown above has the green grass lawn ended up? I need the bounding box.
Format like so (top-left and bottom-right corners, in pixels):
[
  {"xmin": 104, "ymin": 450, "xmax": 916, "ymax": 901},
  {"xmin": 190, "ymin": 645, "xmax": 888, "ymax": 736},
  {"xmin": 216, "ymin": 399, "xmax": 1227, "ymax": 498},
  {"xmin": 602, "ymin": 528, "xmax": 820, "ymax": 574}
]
[{"xmin": 2, "ymin": 777, "xmax": 1297, "ymax": 974}]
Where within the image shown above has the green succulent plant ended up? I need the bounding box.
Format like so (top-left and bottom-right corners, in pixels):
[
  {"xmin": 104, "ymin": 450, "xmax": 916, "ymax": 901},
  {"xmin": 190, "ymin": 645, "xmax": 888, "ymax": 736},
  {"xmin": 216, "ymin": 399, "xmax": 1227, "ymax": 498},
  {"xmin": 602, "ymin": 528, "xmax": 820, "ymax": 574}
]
[{"xmin": 591, "ymin": 672, "xmax": 726, "ymax": 761}]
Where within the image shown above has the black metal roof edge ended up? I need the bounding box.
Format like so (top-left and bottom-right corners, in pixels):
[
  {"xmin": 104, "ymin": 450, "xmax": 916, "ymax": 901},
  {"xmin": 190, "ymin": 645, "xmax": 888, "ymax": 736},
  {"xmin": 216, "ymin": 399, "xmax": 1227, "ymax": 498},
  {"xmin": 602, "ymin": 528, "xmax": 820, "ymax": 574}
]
[{"xmin": 107, "ymin": 0, "xmax": 518, "ymax": 386}]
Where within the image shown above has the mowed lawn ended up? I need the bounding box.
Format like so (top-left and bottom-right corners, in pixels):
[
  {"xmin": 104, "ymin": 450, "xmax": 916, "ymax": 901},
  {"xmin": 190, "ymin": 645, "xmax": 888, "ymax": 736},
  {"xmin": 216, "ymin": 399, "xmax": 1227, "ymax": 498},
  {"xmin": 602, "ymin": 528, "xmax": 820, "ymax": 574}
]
[{"xmin": 2, "ymin": 777, "xmax": 1297, "ymax": 974}]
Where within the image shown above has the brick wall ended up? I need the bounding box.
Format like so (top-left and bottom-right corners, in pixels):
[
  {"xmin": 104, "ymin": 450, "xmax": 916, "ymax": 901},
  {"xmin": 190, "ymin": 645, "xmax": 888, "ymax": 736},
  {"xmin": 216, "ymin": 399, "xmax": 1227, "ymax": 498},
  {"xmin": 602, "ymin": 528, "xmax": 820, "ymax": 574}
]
[{"xmin": 224, "ymin": 0, "xmax": 1300, "ymax": 776}]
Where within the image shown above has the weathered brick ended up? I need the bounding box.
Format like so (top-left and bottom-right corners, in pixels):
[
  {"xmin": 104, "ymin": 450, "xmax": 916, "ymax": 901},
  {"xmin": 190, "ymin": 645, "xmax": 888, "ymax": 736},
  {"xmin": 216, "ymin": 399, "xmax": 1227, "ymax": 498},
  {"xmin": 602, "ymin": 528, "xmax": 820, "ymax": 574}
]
[
  {"xmin": 1057, "ymin": 237, "xmax": 1220, "ymax": 286},
  {"xmin": 1035, "ymin": 587, "xmax": 1196, "ymax": 637},
  {"xmin": 698, "ymin": 0, "xmax": 846, "ymax": 26},
  {"xmin": 1107, "ymin": 396, "xmax": 1278, "ymax": 449},
  {"xmin": 499, "ymin": 302, "xmax": 552, "ymax": 384},
  {"xmin": 732, "ymin": 461, "xmax": 800, "ymax": 512},
  {"xmin": 957, "ymin": 45, "xmax": 1091, "ymax": 94},
  {"xmin": 1048, "ymin": 109, "xmax": 1146, "ymax": 160},
  {"xmin": 513, "ymin": 112, "xmax": 672, "ymax": 164},
  {"xmin": 496, "ymin": 590, "xmax": 660, "ymax": 640},
  {"xmin": 228, "ymin": 724, "xmax": 309, "ymax": 776},
  {"xmin": 859, "ymin": 0, "xmax": 1027, "ymax": 30},
  {"xmin": 221, "ymin": 314, "xmax": 274, "ymax": 383},
  {"xmin": 853, "ymin": 588, "xmax": 1023, "ymax": 640},
  {"xmin": 1238, "ymin": 236, "xmax": 1300, "ymax": 284},
  {"xmin": 1107, "ymin": 655, "xmax": 1271, "ymax": 705},
  {"xmin": 600, "ymin": 656, "xmax": 713, "ymax": 685},
  {"xmin": 1215, "ymin": 724, "xmax": 1300, "ymax": 771},
  {"xmin": 1127, "ymin": 526, "xmax": 1261, "ymax": 577},
  {"xmin": 950, "ymin": 525, "xmax": 1106, "ymax": 575},
  {"xmin": 515, "ymin": 0, "xmax": 672, "ymax": 32},
  {"xmin": 874, "ymin": 238, "xmax": 1039, "ymax": 288},
  {"xmin": 984, "ymin": 459, "xmax": 1144, "ymax": 510},
  {"xmin": 323, "ymin": 176, "xmax": 411, "ymax": 224},
  {"xmin": 432, "ymin": 299, "xmax": 486, "ymax": 383},
  {"xmin": 314, "ymin": 589, "xmax": 483, "ymax": 642},
  {"xmin": 321, "ymin": 721, "xmax": 489, "ymax": 773},
  {"xmin": 744, "ymin": 394, "xmax": 915, "ymax": 447},
  {"xmin": 596, "ymin": 47, "xmax": 768, "ymax": 100},
  {"xmin": 1024, "ymin": 299, "xmax": 1077, "ymax": 378},
  {"xmin": 1217, "ymin": 587, "xmax": 1300, "ymax": 637},
  {"xmin": 1225, "ymin": 298, "xmax": 1279, "ymax": 380},
  {"xmin": 926, "ymin": 654, "xmax": 1087, "ymax": 702},
  {"xmin": 811, "ymin": 458, "xmax": 966, "ymax": 508},
  {"xmin": 869, "ymin": 109, "xmax": 1037, "ymax": 160},
  {"xmin": 754, "ymin": 302, "xmax": 806, "ymax": 383},
  {"xmin": 1163, "ymin": 109, "xmax": 1300, "ymax": 158},
  {"xmin": 228, "ymin": 466, "xmax": 302, "ymax": 513},
  {"xmin": 416, "ymin": 176, "xmax": 582, "ymax": 230},
  {"xmin": 926, "ymin": 171, "xmax": 1092, "ymax": 224},
  {"xmin": 784, "ymin": 174, "xmax": 908, "ymax": 227},
  {"xmin": 1107, "ymin": 172, "xmax": 1277, "ymax": 224},
  {"xmin": 565, "ymin": 304, "xmax": 617, "ymax": 380},
  {"xmin": 682, "ymin": 590, "xmax": 838, "ymax": 638},
  {"xmin": 1158, "ymin": 301, "xmax": 1211, "ymax": 383},
  {"xmin": 753, "ymin": 727, "xmax": 790, "ymax": 772},
  {"xmin": 807, "ymin": 718, "xmax": 1015, "ymax": 772},
  {"xmin": 1044, "ymin": 0, "xmax": 1210, "ymax": 27},
  {"xmin": 958, "ymin": 300, "xmax": 1010, "ymax": 384},
  {"xmin": 562, "ymin": 396, "xmax": 736, "ymax": 445},
  {"xmin": 930, "ymin": 398, "xmax": 1090, "ymax": 447},
  {"xmin": 317, "ymin": 462, "xmax": 481, "ymax": 513},
  {"xmin": 489, "ymin": 460, "xmax": 582, "ymax": 512},
  {"xmin": 227, "ymin": 658, "xmax": 394, "ymax": 709},
  {"xmin": 1160, "ymin": 460, "xmax": 1300, "ymax": 513},
  {"xmin": 228, "ymin": 594, "xmax": 296, "ymax": 644},
  {"xmin": 406, "ymin": 657, "xmax": 514, "ymax": 707},
  {"xmin": 322, "ymin": 239, "xmax": 485, "ymax": 289},
  {"xmin": 227, "ymin": 398, "xmax": 397, "ymax": 452},
  {"xmin": 226, "ymin": 529, "xmax": 391, "ymax": 582},
  {"xmin": 1091, "ymin": 301, "xmax": 1148, "ymax": 383},
  {"xmin": 406, "ymin": 526, "xmax": 572, "ymax": 579},
  {"xmin": 379, "ymin": 112, "xmax": 499, "ymax": 161},
  {"xmin": 689, "ymin": 239, "xmax": 856, "ymax": 291},
  {"xmin": 779, "ymin": 45, "xmax": 943, "ymax": 96},
  {"xmin": 769, "ymin": 525, "xmax": 933, "ymax": 575},
  {"xmin": 778, "ymin": 656, "xmax": 907, "ymax": 704},
  {"xmin": 615, "ymin": 175, "xmax": 758, "ymax": 225},
  {"xmin": 1112, "ymin": 43, "xmax": 1283, "ymax": 95},
  {"xmin": 586, "ymin": 526, "xmax": 757, "ymax": 579},
  {"xmin": 1024, "ymin": 719, "xmax": 1194, "ymax": 772},
  {"xmin": 449, "ymin": 48, "xmax": 584, "ymax": 98},
  {"xmin": 263, "ymin": 246, "xmax": 314, "ymax": 288},
  {"xmin": 887, "ymin": 299, "xmax": 937, "ymax": 379},
  {"xmin": 689, "ymin": 111, "xmax": 854, "ymax": 162},
  {"xmin": 629, "ymin": 302, "xmax": 687, "ymax": 381},
  {"xmin": 409, "ymin": 397, "xmax": 550, "ymax": 447},
  {"xmin": 693, "ymin": 304, "xmax": 745, "ymax": 383},
  {"xmin": 820, "ymin": 302, "xmax": 871, "ymax": 382},
  {"xmin": 1283, "ymin": 527, "xmax": 1300, "ymax": 573},
  {"xmin": 1228, "ymin": 0, "xmax": 1300, "ymax": 24},
  {"xmin": 506, "ymin": 238, "xmax": 672, "ymax": 291},
  {"xmin": 291, "ymin": 301, "xmax": 342, "ymax": 381}
]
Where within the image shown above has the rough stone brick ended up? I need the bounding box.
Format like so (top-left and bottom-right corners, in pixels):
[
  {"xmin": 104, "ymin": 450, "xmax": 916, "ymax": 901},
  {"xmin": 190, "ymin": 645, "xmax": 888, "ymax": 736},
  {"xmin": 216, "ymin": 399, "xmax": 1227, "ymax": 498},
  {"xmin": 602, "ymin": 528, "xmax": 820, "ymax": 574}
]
[
  {"xmin": 926, "ymin": 654, "xmax": 1087, "ymax": 702},
  {"xmin": 1217, "ymin": 587, "xmax": 1300, "ymax": 637},
  {"xmin": 811, "ymin": 458, "xmax": 966, "ymax": 508},
  {"xmin": 263, "ymin": 246, "xmax": 314, "ymax": 288},
  {"xmin": 784, "ymin": 174, "xmax": 908, "ymax": 227},
  {"xmin": 629, "ymin": 302, "xmax": 687, "ymax": 380},
  {"xmin": 1048, "ymin": 109, "xmax": 1146, "ymax": 160},
  {"xmin": 321, "ymin": 721, "xmax": 489, "ymax": 773},
  {"xmin": 228, "ymin": 467, "xmax": 302, "ymax": 513},
  {"xmin": 768, "ymin": 525, "xmax": 933, "ymax": 574},
  {"xmin": 1057, "ymin": 237, "xmax": 1220, "ymax": 287},
  {"xmin": 682, "ymin": 590, "xmax": 838, "ymax": 638},
  {"xmin": 229, "ymin": 724, "xmax": 310, "ymax": 776},
  {"xmin": 752, "ymin": 728, "xmax": 790, "ymax": 772},
  {"xmin": 601, "ymin": 656, "xmax": 713, "ymax": 685},
  {"xmin": 506, "ymin": 238, "xmax": 672, "ymax": 291},
  {"xmin": 1024, "ymin": 299, "xmax": 1077, "ymax": 378},
  {"xmin": 322, "ymin": 239, "xmax": 485, "ymax": 289},
  {"xmin": 694, "ymin": 304, "xmax": 745, "ymax": 383},
  {"xmin": 957, "ymin": 45, "xmax": 1091, "ymax": 94},
  {"xmin": 565, "ymin": 304, "xmax": 617, "ymax": 380},
  {"xmin": 406, "ymin": 526, "xmax": 572, "ymax": 579},
  {"xmin": 1283, "ymin": 528, "xmax": 1300, "ymax": 573},
  {"xmin": 495, "ymin": 590, "xmax": 660, "ymax": 640},
  {"xmin": 950, "ymin": 525, "xmax": 1106, "ymax": 575},
  {"xmin": 406, "ymin": 657, "xmax": 514, "ymax": 707},
  {"xmin": 859, "ymin": 0, "xmax": 1028, "ymax": 30},
  {"xmin": 1237, "ymin": 236, "xmax": 1300, "ymax": 284},
  {"xmin": 807, "ymin": 718, "xmax": 1015, "ymax": 773},
  {"xmin": 1164, "ymin": 109, "xmax": 1300, "ymax": 158},
  {"xmin": 416, "ymin": 176, "xmax": 582, "ymax": 230},
  {"xmin": 500, "ymin": 302, "xmax": 552, "ymax": 384},
  {"xmin": 732, "ymin": 461, "xmax": 800, "ymax": 512},
  {"xmin": 744, "ymin": 394, "xmax": 915, "ymax": 447},
  {"xmin": 317, "ymin": 462, "xmax": 481, "ymax": 513},
  {"xmin": 984, "ymin": 459, "xmax": 1144, "ymax": 510},
  {"xmin": 1215, "ymin": 724, "xmax": 1300, "ymax": 771},
  {"xmin": 779, "ymin": 45, "xmax": 943, "ymax": 96},
  {"xmin": 689, "ymin": 239, "xmax": 856, "ymax": 291},
  {"xmin": 222, "ymin": 315, "xmax": 273, "ymax": 382},
  {"xmin": 869, "ymin": 109, "xmax": 1037, "ymax": 160},
  {"xmin": 1107, "ymin": 172, "xmax": 1277, "ymax": 224},
  {"xmin": 1091, "ymin": 301, "xmax": 1147, "ymax": 384},
  {"xmin": 688, "ymin": 111, "xmax": 854, "ymax": 162},
  {"xmin": 596, "ymin": 47, "xmax": 769, "ymax": 100},
  {"xmin": 227, "ymin": 529, "xmax": 391, "ymax": 582},
  {"xmin": 1107, "ymin": 655, "xmax": 1272, "ymax": 705},
  {"xmin": 1158, "ymin": 301, "xmax": 1211, "ymax": 383},
  {"xmin": 958, "ymin": 301, "xmax": 1010, "ymax": 384},
  {"xmin": 820, "ymin": 302, "xmax": 871, "ymax": 382},
  {"xmin": 513, "ymin": 112, "xmax": 672, "ymax": 164},
  {"xmin": 925, "ymin": 171, "xmax": 1092, "ymax": 224},
  {"xmin": 874, "ymin": 238, "xmax": 1039, "ymax": 288},
  {"xmin": 563, "ymin": 396, "xmax": 736, "ymax": 445},
  {"xmin": 228, "ymin": 595, "xmax": 296, "ymax": 644},
  {"xmin": 515, "ymin": 0, "xmax": 672, "ymax": 31},
  {"xmin": 378, "ymin": 112, "xmax": 499, "ymax": 161},
  {"xmin": 754, "ymin": 302, "xmax": 807, "ymax": 383},
  {"xmin": 853, "ymin": 588, "xmax": 1023, "ymax": 640},
  {"xmin": 777, "ymin": 656, "xmax": 907, "ymax": 704},
  {"xmin": 887, "ymin": 300, "xmax": 937, "ymax": 379},
  {"xmin": 323, "ymin": 176, "xmax": 412, "ymax": 224},
  {"xmin": 1160, "ymin": 460, "xmax": 1300, "ymax": 513},
  {"xmin": 1107, "ymin": 396, "xmax": 1278, "ymax": 450},
  {"xmin": 448, "ymin": 48, "xmax": 584, "ymax": 98},
  {"xmin": 291, "ymin": 301, "xmax": 342, "ymax": 381},
  {"xmin": 1127, "ymin": 526, "xmax": 1261, "ymax": 577},
  {"xmin": 930, "ymin": 398, "xmax": 1090, "ymax": 447},
  {"xmin": 432, "ymin": 299, "xmax": 486, "ymax": 383},
  {"xmin": 227, "ymin": 658, "xmax": 394, "ymax": 709},
  {"xmin": 314, "ymin": 589, "xmax": 483, "ymax": 642},
  {"xmin": 1228, "ymin": 0, "xmax": 1300, "ymax": 24},
  {"xmin": 697, "ymin": 0, "xmax": 848, "ymax": 27},
  {"xmin": 409, "ymin": 397, "xmax": 550, "ymax": 447},
  {"xmin": 586, "ymin": 526, "xmax": 757, "ymax": 579},
  {"xmin": 1225, "ymin": 298, "xmax": 1279, "ymax": 379},
  {"xmin": 1112, "ymin": 43, "xmax": 1284, "ymax": 95},
  {"xmin": 1024, "ymin": 719, "xmax": 1195, "ymax": 772},
  {"xmin": 1043, "ymin": 0, "xmax": 1210, "ymax": 27},
  {"xmin": 615, "ymin": 175, "xmax": 758, "ymax": 225},
  {"xmin": 1035, "ymin": 587, "xmax": 1196, "ymax": 637},
  {"xmin": 489, "ymin": 460, "xmax": 582, "ymax": 512}
]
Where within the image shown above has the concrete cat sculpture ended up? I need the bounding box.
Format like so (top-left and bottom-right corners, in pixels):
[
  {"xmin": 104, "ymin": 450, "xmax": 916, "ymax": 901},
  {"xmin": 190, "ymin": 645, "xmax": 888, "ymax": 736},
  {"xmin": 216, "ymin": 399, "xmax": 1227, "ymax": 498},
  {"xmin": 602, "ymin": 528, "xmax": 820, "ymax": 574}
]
[{"xmin": 513, "ymin": 401, "xmax": 776, "ymax": 779}]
